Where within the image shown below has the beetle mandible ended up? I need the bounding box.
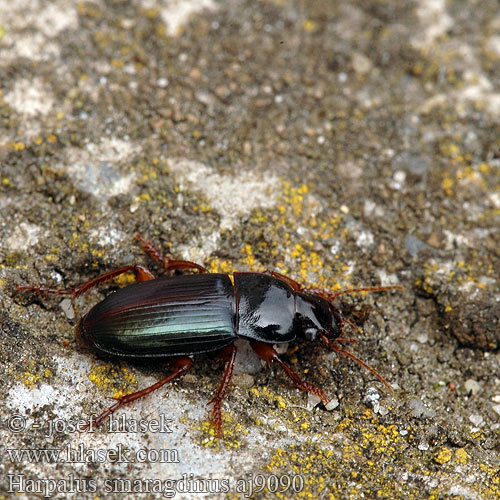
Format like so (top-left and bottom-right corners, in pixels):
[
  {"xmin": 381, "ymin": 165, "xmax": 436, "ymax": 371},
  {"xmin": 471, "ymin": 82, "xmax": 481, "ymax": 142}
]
[{"xmin": 16, "ymin": 234, "xmax": 402, "ymax": 437}]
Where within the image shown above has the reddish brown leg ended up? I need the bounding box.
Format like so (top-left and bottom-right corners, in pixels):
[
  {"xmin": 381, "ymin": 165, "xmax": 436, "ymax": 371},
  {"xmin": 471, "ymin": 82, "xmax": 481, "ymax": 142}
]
[
  {"xmin": 251, "ymin": 341, "xmax": 329, "ymax": 405},
  {"xmin": 207, "ymin": 344, "xmax": 237, "ymax": 437},
  {"xmin": 265, "ymin": 271, "xmax": 304, "ymax": 292},
  {"xmin": 81, "ymin": 356, "xmax": 193, "ymax": 432},
  {"xmin": 335, "ymin": 337, "xmax": 358, "ymax": 344},
  {"xmin": 136, "ymin": 234, "xmax": 208, "ymax": 273},
  {"xmin": 320, "ymin": 334, "xmax": 394, "ymax": 395},
  {"xmin": 16, "ymin": 264, "xmax": 156, "ymax": 299}
]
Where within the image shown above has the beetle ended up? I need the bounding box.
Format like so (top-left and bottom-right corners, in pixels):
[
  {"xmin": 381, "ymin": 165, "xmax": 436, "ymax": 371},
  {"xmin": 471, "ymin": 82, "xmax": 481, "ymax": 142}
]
[{"xmin": 16, "ymin": 234, "xmax": 402, "ymax": 437}]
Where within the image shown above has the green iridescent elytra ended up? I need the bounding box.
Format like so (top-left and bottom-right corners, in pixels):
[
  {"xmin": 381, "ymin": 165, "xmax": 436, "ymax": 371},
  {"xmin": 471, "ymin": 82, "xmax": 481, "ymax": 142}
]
[{"xmin": 78, "ymin": 273, "xmax": 236, "ymax": 357}]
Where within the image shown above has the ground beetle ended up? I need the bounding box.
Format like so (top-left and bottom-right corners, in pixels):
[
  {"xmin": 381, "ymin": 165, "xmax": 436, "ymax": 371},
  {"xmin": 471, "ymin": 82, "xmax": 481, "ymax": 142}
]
[{"xmin": 16, "ymin": 235, "xmax": 402, "ymax": 436}]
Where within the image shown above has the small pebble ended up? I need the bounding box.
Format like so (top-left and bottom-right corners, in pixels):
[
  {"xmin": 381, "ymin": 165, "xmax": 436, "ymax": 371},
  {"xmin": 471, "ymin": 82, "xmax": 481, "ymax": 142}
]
[
  {"xmin": 464, "ymin": 379, "xmax": 481, "ymax": 396},
  {"xmin": 157, "ymin": 77, "xmax": 168, "ymax": 88},
  {"xmin": 378, "ymin": 405, "xmax": 389, "ymax": 416},
  {"xmin": 393, "ymin": 170, "xmax": 406, "ymax": 184},
  {"xmin": 60, "ymin": 298, "xmax": 75, "ymax": 320},
  {"xmin": 232, "ymin": 373, "xmax": 254, "ymax": 389},
  {"xmin": 408, "ymin": 398, "xmax": 436, "ymax": 418},
  {"xmin": 418, "ymin": 440, "xmax": 429, "ymax": 451},
  {"xmin": 234, "ymin": 339, "xmax": 263, "ymax": 375},
  {"xmin": 390, "ymin": 170, "xmax": 406, "ymax": 190},
  {"xmin": 76, "ymin": 382, "xmax": 87, "ymax": 393},
  {"xmin": 416, "ymin": 333, "xmax": 428, "ymax": 344},
  {"xmin": 404, "ymin": 234, "xmax": 434, "ymax": 258},
  {"xmin": 325, "ymin": 397, "xmax": 339, "ymax": 411},
  {"xmin": 469, "ymin": 414, "xmax": 484, "ymax": 427},
  {"xmin": 363, "ymin": 387, "xmax": 381, "ymax": 413},
  {"xmin": 183, "ymin": 374, "xmax": 198, "ymax": 384},
  {"xmin": 351, "ymin": 52, "xmax": 373, "ymax": 75},
  {"xmin": 273, "ymin": 343, "xmax": 288, "ymax": 355}
]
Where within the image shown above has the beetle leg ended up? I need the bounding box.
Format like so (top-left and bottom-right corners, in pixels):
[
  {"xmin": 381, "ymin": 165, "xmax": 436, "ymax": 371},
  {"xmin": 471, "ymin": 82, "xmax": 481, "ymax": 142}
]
[
  {"xmin": 81, "ymin": 356, "xmax": 193, "ymax": 432},
  {"xmin": 136, "ymin": 234, "xmax": 208, "ymax": 274},
  {"xmin": 250, "ymin": 341, "xmax": 329, "ymax": 405},
  {"xmin": 162, "ymin": 259, "xmax": 208, "ymax": 274},
  {"xmin": 16, "ymin": 264, "xmax": 156, "ymax": 299},
  {"xmin": 265, "ymin": 271, "xmax": 304, "ymax": 292},
  {"xmin": 207, "ymin": 345, "xmax": 237, "ymax": 437}
]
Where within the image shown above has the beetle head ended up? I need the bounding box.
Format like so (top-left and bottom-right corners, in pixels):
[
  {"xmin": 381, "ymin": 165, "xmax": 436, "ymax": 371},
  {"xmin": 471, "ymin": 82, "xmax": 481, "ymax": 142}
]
[{"xmin": 294, "ymin": 292, "xmax": 343, "ymax": 341}]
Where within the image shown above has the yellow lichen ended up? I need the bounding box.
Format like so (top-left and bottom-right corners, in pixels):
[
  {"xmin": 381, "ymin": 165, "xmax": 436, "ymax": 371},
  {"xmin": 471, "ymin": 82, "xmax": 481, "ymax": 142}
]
[{"xmin": 434, "ymin": 447, "xmax": 452, "ymax": 465}]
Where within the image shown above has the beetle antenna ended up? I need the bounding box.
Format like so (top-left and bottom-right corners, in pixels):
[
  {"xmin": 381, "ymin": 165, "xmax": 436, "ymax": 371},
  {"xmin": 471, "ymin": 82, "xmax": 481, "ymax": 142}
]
[
  {"xmin": 305, "ymin": 285, "xmax": 402, "ymax": 302},
  {"xmin": 320, "ymin": 334, "xmax": 394, "ymax": 395},
  {"xmin": 335, "ymin": 337, "xmax": 358, "ymax": 344},
  {"xmin": 329, "ymin": 285, "xmax": 402, "ymax": 299}
]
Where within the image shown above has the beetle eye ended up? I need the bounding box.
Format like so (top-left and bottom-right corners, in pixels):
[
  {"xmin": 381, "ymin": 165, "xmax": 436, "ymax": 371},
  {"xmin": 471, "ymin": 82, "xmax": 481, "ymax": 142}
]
[{"xmin": 304, "ymin": 328, "xmax": 318, "ymax": 341}]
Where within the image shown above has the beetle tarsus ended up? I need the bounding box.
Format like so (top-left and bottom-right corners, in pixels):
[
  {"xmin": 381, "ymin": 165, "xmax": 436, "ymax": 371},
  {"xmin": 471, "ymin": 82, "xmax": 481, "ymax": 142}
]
[
  {"xmin": 15, "ymin": 284, "xmax": 74, "ymax": 296},
  {"xmin": 207, "ymin": 345, "xmax": 237, "ymax": 437},
  {"xmin": 80, "ymin": 356, "xmax": 193, "ymax": 433},
  {"xmin": 73, "ymin": 265, "xmax": 156, "ymax": 297},
  {"xmin": 16, "ymin": 264, "xmax": 156, "ymax": 300},
  {"xmin": 137, "ymin": 233, "xmax": 208, "ymax": 274}
]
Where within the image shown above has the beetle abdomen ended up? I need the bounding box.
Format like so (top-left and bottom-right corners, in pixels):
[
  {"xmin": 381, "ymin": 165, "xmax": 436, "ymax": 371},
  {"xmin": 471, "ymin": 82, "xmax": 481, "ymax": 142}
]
[
  {"xmin": 234, "ymin": 272, "xmax": 296, "ymax": 343},
  {"xmin": 79, "ymin": 274, "xmax": 236, "ymax": 357}
]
